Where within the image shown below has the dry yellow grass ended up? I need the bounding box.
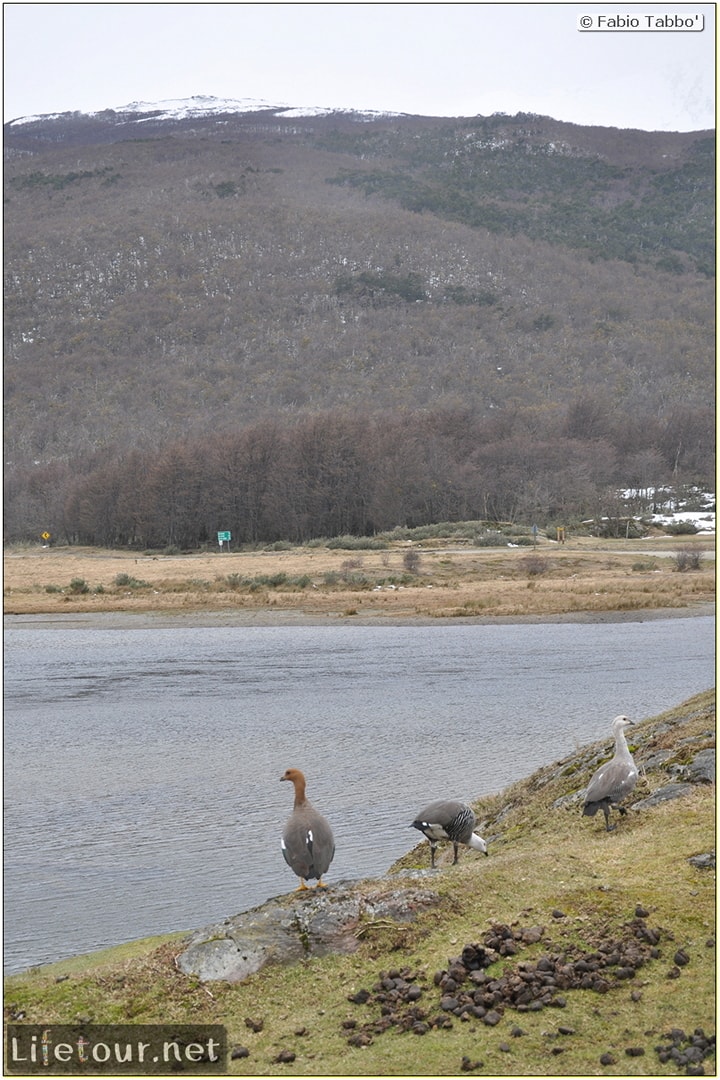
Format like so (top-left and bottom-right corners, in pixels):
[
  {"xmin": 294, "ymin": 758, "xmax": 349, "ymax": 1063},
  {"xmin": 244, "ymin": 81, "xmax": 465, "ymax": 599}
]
[{"xmin": 3, "ymin": 537, "xmax": 714, "ymax": 620}]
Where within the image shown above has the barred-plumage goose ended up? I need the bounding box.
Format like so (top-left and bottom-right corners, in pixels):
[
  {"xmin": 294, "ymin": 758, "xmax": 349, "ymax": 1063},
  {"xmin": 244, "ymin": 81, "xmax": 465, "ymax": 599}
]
[
  {"xmin": 280, "ymin": 768, "xmax": 335, "ymax": 889},
  {"xmin": 412, "ymin": 799, "xmax": 488, "ymax": 868},
  {"xmin": 583, "ymin": 715, "xmax": 638, "ymax": 831}
]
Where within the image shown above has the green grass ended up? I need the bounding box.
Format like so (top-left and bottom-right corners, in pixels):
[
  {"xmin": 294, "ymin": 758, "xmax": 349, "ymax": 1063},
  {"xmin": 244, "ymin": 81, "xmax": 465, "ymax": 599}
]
[{"xmin": 5, "ymin": 691, "xmax": 715, "ymax": 1075}]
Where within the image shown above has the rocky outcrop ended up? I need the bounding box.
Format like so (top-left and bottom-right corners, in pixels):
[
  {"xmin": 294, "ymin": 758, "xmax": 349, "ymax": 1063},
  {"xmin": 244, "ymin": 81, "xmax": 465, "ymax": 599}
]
[
  {"xmin": 629, "ymin": 742, "xmax": 714, "ymax": 809},
  {"xmin": 177, "ymin": 876, "xmax": 441, "ymax": 983},
  {"xmin": 631, "ymin": 783, "xmax": 694, "ymax": 810},
  {"xmin": 681, "ymin": 747, "xmax": 715, "ymax": 785},
  {"xmin": 549, "ymin": 720, "xmax": 714, "ymax": 815}
]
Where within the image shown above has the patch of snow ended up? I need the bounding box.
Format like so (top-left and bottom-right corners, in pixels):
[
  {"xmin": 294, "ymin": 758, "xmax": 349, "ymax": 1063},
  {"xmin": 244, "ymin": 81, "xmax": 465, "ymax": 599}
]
[
  {"xmin": 109, "ymin": 95, "xmax": 290, "ymax": 120},
  {"xmin": 277, "ymin": 105, "xmax": 406, "ymax": 120},
  {"xmin": 7, "ymin": 112, "xmax": 66, "ymax": 126},
  {"xmin": 620, "ymin": 486, "xmax": 715, "ymax": 533},
  {"xmin": 650, "ymin": 510, "xmax": 715, "ymax": 533},
  {"xmin": 583, "ymin": 486, "xmax": 716, "ymax": 535}
]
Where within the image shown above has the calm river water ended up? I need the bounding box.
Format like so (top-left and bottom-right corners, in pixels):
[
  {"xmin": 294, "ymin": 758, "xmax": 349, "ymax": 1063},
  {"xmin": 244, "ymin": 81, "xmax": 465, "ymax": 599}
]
[{"xmin": 3, "ymin": 615, "xmax": 714, "ymax": 973}]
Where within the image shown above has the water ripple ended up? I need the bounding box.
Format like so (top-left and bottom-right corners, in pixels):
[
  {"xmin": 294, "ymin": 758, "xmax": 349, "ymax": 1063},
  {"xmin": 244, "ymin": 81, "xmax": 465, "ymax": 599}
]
[{"xmin": 4, "ymin": 618, "xmax": 714, "ymax": 972}]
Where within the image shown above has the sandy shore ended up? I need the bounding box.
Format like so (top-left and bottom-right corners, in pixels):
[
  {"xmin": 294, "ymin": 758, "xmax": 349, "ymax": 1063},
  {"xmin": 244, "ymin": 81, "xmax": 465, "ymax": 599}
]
[{"xmin": 4, "ymin": 601, "xmax": 715, "ymax": 631}]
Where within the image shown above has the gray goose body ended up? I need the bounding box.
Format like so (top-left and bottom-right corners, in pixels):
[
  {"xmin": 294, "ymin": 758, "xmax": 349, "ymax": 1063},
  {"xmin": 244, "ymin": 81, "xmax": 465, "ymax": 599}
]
[
  {"xmin": 412, "ymin": 799, "xmax": 488, "ymax": 867},
  {"xmin": 583, "ymin": 715, "xmax": 638, "ymax": 831},
  {"xmin": 281, "ymin": 768, "xmax": 335, "ymax": 889}
]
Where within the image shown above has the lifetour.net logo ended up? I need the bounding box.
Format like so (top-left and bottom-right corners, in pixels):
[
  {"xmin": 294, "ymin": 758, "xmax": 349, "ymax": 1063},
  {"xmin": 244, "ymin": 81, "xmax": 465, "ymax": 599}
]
[{"xmin": 5, "ymin": 1025, "xmax": 227, "ymax": 1075}]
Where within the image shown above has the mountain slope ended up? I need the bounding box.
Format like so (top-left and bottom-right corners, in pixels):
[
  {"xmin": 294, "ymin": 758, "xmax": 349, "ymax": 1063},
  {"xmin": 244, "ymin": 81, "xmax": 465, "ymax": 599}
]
[{"xmin": 3, "ymin": 101, "xmax": 714, "ymax": 543}]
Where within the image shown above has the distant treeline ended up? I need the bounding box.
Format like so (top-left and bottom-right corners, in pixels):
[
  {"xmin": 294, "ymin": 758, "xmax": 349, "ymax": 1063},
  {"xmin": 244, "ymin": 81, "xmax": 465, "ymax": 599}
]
[{"xmin": 5, "ymin": 402, "xmax": 713, "ymax": 548}]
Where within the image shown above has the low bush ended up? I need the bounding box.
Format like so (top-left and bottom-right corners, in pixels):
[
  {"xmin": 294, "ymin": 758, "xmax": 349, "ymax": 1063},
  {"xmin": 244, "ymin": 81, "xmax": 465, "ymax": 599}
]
[
  {"xmin": 114, "ymin": 573, "xmax": 148, "ymax": 588},
  {"xmin": 475, "ymin": 532, "xmax": 509, "ymax": 547},
  {"xmin": 377, "ymin": 574, "xmax": 415, "ymax": 586},
  {"xmin": 342, "ymin": 573, "xmax": 372, "ymax": 588},
  {"xmin": 326, "ymin": 536, "xmax": 387, "ymax": 550},
  {"xmin": 673, "ymin": 547, "xmax": 703, "ymax": 572},
  {"xmin": 665, "ymin": 520, "xmax": 700, "ymax": 535},
  {"xmin": 250, "ymin": 572, "xmax": 288, "ymax": 588},
  {"xmin": 403, "ymin": 548, "xmax": 422, "ymax": 574},
  {"xmin": 220, "ymin": 571, "xmax": 311, "ymax": 592},
  {"xmin": 519, "ymin": 554, "xmax": 550, "ymax": 576},
  {"xmin": 223, "ymin": 574, "xmax": 244, "ymax": 590}
]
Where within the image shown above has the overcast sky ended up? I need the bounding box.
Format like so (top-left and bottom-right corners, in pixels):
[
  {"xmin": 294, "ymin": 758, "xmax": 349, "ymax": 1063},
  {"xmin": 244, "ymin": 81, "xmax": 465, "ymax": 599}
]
[{"xmin": 3, "ymin": 2, "xmax": 715, "ymax": 131}]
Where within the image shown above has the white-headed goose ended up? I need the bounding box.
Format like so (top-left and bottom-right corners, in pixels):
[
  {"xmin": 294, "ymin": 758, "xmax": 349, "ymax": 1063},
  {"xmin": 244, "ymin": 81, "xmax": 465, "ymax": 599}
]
[{"xmin": 583, "ymin": 715, "xmax": 638, "ymax": 831}]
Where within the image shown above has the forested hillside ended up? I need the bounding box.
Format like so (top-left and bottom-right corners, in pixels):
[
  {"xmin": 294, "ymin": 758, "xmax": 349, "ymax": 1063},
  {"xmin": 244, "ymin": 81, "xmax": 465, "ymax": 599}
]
[{"xmin": 3, "ymin": 104, "xmax": 714, "ymax": 546}]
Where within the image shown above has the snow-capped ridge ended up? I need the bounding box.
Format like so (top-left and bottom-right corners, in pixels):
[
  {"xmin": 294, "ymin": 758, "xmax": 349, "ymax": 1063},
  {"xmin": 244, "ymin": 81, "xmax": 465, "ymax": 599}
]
[
  {"xmin": 111, "ymin": 95, "xmax": 290, "ymax": 120},
  {"xmin": 7, "ymin": 94, "xmax": 406, "ymax": 127},
  {"xmin": 114, "ymin": 95, "xmax": 406, "ymax": 122}
]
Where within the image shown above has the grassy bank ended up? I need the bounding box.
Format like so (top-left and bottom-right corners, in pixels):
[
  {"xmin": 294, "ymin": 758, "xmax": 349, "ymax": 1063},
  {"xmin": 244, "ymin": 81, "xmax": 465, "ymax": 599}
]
[
  {"xmin": 3, "ymin": 535, "xmax": 715, "ymax": 620},
  {"xmin": 5, "ymin": 690, "xmax": 715, "ymax": 1075}
]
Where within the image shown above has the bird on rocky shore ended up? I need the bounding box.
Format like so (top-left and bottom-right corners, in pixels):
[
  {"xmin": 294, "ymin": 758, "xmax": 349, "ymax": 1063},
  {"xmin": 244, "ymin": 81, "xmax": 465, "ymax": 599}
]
[
  {"xmin": 280, "ymin": 768, "xmax": 335, "ymax": 889},
  {"xmin": 583, "ymin": 715, "xmax": 638, "ymax": 831},
  {"xmin": 411, "ymin": 799, "xmax": 488, "ymax": 868}
]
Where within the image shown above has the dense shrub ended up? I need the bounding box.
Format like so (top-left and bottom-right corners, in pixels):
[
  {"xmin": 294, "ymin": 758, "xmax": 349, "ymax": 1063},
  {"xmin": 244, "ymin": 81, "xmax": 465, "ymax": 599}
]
[
  {"xmin": 664, "ymin": 520, "xmax": 700, "ymax": 535},
  {"xmin": 326, "ymin": 536, "xmax": 388, "ymax": 550},
  {"xmin": 114, "ymin": 573, "xmax": 148, "ymax": 588}
]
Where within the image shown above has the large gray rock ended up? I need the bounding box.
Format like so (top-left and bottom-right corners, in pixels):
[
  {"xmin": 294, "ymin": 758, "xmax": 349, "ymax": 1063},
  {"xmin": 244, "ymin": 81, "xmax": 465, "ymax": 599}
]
[
  {"xmin": 668, "ymin": 747, "xmax": 715, "ymax": 784},
  {"xmin": 631, "ymin": 783, "xmax": 694, "ymax": 810},
  {"xmin": 688, "ymin": 851, "xmax": 715, "ymax": 870},
  {"xmin": 636, "ymin": 749, "xmax": 672, "ymax": 772},
  {"xmin": 686, "ymin": 748, "xmax": 715, "ymax": 784},
  {"xmin": 177, "ymin": 877, "xmax": 441, "ymax": 983}
]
